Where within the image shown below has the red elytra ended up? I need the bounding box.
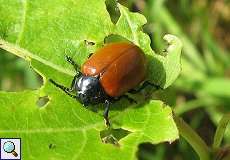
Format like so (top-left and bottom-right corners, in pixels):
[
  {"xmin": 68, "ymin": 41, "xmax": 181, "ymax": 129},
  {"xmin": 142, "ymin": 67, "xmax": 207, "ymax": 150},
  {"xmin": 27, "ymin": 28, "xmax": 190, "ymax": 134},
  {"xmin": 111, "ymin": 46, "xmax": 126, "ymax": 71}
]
[{"xmin": 82, "ymin": 42, "xmax": 146, "ymax": 97}]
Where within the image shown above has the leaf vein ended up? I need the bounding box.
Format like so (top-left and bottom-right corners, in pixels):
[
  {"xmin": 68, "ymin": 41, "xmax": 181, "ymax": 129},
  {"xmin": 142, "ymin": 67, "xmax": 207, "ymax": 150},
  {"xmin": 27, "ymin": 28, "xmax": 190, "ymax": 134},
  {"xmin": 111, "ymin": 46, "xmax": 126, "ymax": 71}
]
[
  {"xmin": 0, "ymin": 123, "xmax": 102, "ymax": 134},
  {"xmin": 121, "ymin": 8, "xmax": 139, "ymax": 45},
  {"xmin": 16, "ymin": 0, "xmax": 28, "ymax": 44},
  {"xmin": 72, "ymin": 130, "xmax": 87, "ymax": 160}
]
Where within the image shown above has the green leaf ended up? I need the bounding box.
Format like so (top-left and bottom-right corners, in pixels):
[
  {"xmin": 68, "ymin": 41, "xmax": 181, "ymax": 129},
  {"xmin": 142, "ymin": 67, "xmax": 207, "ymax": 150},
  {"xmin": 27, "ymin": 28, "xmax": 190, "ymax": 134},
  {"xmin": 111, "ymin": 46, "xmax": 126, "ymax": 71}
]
[
  {"xmin": 0, "ymin": 88, "xmax": 178, "ymax": 159},
  {"xmin": 213, "ymin": 113, "xmax": 230, "ymax": 149},
  {"xmin": 114, "ymin": 5, "xmax": 183, "ymax": 88},
  {"xmin": 174, "ymin": 116, "xmax": 210, "ymax": 160},
  {"xmin": 0, "ymin": 0, "xmax": 181, "ymax": 159},
  {"xmin": 0, "ymin": 1, "xmax": 182, "ymax": 89},
  {"xmin": 201, "ymin": 78, "xmax": 230, "ymax": 98}
]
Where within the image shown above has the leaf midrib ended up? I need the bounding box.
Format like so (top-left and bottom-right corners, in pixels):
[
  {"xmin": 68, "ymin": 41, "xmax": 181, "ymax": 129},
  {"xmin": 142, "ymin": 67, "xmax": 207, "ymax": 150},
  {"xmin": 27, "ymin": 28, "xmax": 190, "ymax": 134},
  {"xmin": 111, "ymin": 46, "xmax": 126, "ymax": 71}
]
[{"xmin": 0, "ymin": 39, "xmax": 75, "ymax": 76}]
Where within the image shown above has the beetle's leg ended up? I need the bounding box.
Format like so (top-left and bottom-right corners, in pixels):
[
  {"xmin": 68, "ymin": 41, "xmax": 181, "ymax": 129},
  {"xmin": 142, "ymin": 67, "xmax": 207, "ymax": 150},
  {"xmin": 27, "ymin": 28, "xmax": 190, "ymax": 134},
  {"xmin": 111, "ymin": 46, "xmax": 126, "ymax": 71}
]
[
  {"xmin": 128, "ymin": 81, "xmax": 161, "ymax": 94},
  {"xmin": 70, "ymin": 75, "xmax": 79, "ymax": 91},
  {"xmin": 116, "ymin": 95, "xmax": 137, "ymax": 104},
  {"xmin": 49, "ymin": 79, "xmax": 78, "ymax": 99},
  {"xmin": 104, "ymin": 100, "xmax": 111, "ymax": 127},
  {"xmin": 88, "ymin": 53, "xmax": 93, "ymax": 58}
]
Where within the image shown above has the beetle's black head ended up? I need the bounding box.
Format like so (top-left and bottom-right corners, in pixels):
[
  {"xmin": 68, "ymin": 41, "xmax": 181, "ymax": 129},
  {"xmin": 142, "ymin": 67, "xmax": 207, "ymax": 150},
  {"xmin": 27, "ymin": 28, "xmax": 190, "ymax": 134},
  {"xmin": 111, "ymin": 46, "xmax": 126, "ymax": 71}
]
[{"xmin": 76, "ymin": 75, "xmax": 107, "ymax": 105}]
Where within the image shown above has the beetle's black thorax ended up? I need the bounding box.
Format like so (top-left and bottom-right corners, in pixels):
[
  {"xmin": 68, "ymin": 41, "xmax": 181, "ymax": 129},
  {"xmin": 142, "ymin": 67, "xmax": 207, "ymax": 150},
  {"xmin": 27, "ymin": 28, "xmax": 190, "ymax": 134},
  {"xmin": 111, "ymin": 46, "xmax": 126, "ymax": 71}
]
[{"xmin": 75, "ymin": 75, "xmax": 108, "ymax": 106}]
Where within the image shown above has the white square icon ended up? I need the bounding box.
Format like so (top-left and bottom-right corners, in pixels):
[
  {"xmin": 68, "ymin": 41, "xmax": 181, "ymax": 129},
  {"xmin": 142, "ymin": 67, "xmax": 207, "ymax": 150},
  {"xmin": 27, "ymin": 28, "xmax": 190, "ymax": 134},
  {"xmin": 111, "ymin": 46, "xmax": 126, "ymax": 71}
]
[{"xmin": 0, "ymin": 138, "xmax": 21, "ymax": 160}]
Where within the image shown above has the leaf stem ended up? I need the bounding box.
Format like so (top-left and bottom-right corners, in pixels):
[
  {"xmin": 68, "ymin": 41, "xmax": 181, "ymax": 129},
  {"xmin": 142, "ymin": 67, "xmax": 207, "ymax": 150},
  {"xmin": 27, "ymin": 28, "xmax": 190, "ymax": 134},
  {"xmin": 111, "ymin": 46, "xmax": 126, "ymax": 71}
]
[
  {"xmin": 174, "ymin": 115, "xmax": 210, "ymax": 160},
  {"xmin": 212, "ymin": 113, "xmax": 230, "ymax": 149}
]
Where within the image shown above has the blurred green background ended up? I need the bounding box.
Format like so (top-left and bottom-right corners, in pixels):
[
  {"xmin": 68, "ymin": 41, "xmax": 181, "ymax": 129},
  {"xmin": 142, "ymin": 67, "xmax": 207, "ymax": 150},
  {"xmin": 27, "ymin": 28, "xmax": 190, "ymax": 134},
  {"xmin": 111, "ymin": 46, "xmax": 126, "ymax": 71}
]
[{"xmin": 0, "ymin": 0, "xmax": 229, "ymax": 159}]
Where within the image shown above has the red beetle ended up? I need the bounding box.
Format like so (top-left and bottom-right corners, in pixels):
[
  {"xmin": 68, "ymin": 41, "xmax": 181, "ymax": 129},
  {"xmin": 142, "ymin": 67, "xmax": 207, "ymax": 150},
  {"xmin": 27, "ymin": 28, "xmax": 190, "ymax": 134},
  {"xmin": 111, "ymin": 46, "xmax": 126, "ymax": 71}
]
[{"xmin": 50, "ymin": 42, "xmax": 156, "ymax": 126}]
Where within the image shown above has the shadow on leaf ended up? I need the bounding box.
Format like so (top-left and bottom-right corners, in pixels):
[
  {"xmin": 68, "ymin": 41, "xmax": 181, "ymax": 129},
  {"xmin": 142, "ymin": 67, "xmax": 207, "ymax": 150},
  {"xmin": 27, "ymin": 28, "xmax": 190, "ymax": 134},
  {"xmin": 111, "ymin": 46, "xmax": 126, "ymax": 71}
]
[{"xmin": 100, "ymin": 128, "xmax": 132, "ymax": 146}]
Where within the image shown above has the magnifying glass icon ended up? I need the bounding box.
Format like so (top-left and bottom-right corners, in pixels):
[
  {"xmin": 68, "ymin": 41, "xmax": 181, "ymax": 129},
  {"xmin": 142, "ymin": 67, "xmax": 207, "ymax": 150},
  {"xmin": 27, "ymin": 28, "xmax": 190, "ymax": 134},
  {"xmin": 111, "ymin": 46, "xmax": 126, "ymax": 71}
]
[{"xmin": 3, "ymin": 141, "xmax": 18, "ymax": 157}]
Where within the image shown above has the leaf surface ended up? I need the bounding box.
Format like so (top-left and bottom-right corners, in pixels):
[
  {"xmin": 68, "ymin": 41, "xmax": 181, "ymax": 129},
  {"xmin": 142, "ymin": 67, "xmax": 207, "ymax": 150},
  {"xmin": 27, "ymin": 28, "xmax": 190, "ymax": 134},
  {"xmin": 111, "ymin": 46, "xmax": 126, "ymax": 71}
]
[{"xmin": 0, "ymin": 0, "xmax": 181, "ymax": 159}]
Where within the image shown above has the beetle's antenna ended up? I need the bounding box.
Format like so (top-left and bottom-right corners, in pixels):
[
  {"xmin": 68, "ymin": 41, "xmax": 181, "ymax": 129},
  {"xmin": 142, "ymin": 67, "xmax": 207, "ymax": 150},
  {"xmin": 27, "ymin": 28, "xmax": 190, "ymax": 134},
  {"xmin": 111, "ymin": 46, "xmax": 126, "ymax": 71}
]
[
  {"xmin": 49, "ymin": 79, "xmax": 78, "ymax": 99},
  {"xmin": 95, "ymin": 74, "xmax": 100, "ymax": 80},
  {"xmin": 65, "ymin": 55, "xmax": 80, "ymax": 72},
  {"xmin": 128, "ymin": 81, "xmax": 162, "ymax": 94}
]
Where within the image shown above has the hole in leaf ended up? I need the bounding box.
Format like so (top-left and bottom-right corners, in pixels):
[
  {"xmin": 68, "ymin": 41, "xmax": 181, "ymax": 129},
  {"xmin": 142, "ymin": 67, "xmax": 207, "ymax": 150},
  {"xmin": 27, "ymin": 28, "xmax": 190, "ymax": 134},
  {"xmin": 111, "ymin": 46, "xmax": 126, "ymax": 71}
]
[
  {"xmin": 142, "ymin": 24, "xmax": 159, "ymax": 51},
  {"xmin": 48, "ymin": 143, "xmax": 56, "ymax": 149},
  {"xmin": 0, "ymin": 50, "xmax": 43, "ymax": 91},
  {"xmin": 84, "ymin": 40, "xmax": 95, "ymax": 46},
  {"xmin": 36, "ymin": 96, "xmax": 49, "ymax": 108},
  {"xmin": 142, "ymin": 23, "xmax": 170, "ymax": 56},
  {"xmin": 100, "ymin": 128, "xmax": 131, "ymax": 146},
  {"xmin": 104, "ymin": 34, "xmax": 131, "ymax": 44},
  {"xmin": 105, "ymin": 0, "xmax": 121, "ymax": 24}
]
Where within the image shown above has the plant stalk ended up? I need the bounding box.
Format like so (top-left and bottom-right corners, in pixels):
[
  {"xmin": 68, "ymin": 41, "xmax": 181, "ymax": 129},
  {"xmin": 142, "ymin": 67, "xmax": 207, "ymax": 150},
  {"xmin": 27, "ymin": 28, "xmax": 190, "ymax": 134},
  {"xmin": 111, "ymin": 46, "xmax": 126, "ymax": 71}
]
[
  {"xmin": 213, "ymin": 113, "xmax": 230, "ymax": 149},
  {"xmin": 174, "ymin": 115, "xmax": 210, "ymax": 160}
]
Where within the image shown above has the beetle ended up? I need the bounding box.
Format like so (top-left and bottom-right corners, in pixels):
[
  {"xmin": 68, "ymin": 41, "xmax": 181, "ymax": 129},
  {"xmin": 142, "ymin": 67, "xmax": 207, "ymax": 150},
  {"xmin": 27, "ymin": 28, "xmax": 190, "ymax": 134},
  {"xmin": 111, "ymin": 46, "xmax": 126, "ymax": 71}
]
[{"xmin": 49, "ymin": 42, "xmax": 158, "ymax": 126}]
